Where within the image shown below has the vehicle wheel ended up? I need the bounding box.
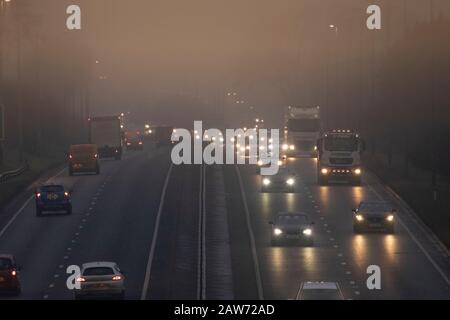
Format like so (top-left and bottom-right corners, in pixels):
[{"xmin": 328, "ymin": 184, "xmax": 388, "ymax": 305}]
[
  {"xmin": 318, "ymin": 175, "xmax": 328, "ymax": 186},
  {"xmin": 306, "ymin": 239, "xmax": 314, "ymax": 247},
  {"xmin": 67, "ymin": 205, "xmax": 72, "ymax": 215},
  {"xmin": 386, "ymin": 226, "xmax": 395, "ymax": 234},
  {"xmin": 13, "ymin": 287, "xmax": 21, "ymax": 296},
  {"xmin": 271, "ymin": 239, "xmax": 279, "ymax": 246},
  {"xmin": 118, "ymin": 291, "xmax": 125, "ymax": 300},
  {"xmin": 353, "ymin": 225, "xmax": 362, "ymax": 234},
  {"xmin": 36, "ymin": 208, "xmax": 43, "ymax": 217},
  {"xmin": 69, "ymin": 167, "xmax": 74, "ymax": 176},
  {"xmin": 353, "ymin": 178, "xmax": 362, "ymax": 186},
  {"xmin": 115, "ymin": 155, "xmax": 122, "ymax": 161},
  {"xmin": 96, "ymin": 165, "xmax": 100, "ymax": 175}
]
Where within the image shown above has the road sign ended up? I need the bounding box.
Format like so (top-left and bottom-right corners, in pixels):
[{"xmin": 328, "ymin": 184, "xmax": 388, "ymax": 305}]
[{"xmin": 0, "ymin": 104, "xmax": 4, "ymax": 140}]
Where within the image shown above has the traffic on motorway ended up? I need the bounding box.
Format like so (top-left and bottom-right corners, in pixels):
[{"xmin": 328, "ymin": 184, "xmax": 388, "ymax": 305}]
[{"xmin": 0, "ymin": 0, "xmax": 449, "ymax": 313}]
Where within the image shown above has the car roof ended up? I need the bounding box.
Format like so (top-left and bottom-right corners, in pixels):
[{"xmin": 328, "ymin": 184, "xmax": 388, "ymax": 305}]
[
  {"xmin": 81, "ymin": 261, "xmax": 118, "ymax": 269},
  {"xmin": 302, "ymin": 281, "xmax": 339, "ymax": 290},
  {"xmin": 38, "ymin": 184, "xmax": 66, "ymax": 190},
  {"xmin": 277, "ymin": 212, "xmax": 308, "ymax": 217},
  {"xmin": 359, "ymin": 201, "xmax": 392, "ymax": 210},
  {"xmin": 0, "ymin": 254, "xmax": 14, "ymax": 261}
]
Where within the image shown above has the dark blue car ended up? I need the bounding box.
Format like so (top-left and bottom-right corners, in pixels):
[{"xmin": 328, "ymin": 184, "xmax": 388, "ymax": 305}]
[{"xmin": 35, "ymin": 185, "xmax": 72, "ymax": 216}]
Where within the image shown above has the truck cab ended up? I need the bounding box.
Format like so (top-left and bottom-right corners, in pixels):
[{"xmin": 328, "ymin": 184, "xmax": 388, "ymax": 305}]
[{"xmin": 316, "ymin": 130, "xmax": 365, "ymax": 186}]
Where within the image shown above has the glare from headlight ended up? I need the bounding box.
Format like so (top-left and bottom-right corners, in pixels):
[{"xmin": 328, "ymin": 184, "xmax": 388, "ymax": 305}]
[
  {"xmin": 289, "ymin": 145, "xmax": 295, "ymax": 150},
  {"xmin": 286, "ymin": 178, "xmax": 295, "ymax": 185},
  {"xmin": 355, "ymin": 214, "xmax": 364, "ymax": 222},
  {"xmin": 321, "ymin": 168, "xmax": 328, "ymax": 175},
  {"xmin": 282, "ymin": 144, "xmax": 289, "ymax": 151},
  {"xmin": 386, "ymin": 214, "xmax": 395, "ymax": 222},
  {"xmin": 354, "ymin": 168, "xmax": 362, "ymax": 175},
  {"xmin": 303, "ymin": 228, "xmax": 312, "ymax": 236},
  {"xmin": 263, "ymin": 178, "xmax": 271, "ymax": 186},
  {"xmin": 274, "ymin": 228, "xmax": 283, "ymax": 236},
  {"xmin": 257, "ymin": 160, "xmax": 264, "ymax": 166}
]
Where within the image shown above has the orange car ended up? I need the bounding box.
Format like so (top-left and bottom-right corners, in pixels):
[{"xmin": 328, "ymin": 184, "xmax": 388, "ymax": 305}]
[{"xmin": 68, "ymin": 144, "xmax": 100, "ymax": 176}]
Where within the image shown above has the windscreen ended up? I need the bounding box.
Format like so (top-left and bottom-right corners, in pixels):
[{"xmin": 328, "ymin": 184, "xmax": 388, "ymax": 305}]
[
  {"xmin": 83, "ymin": 267, "xmax": 114, "ymax": 276},
  {"xmin": 287, "ymin": 119, "xmax": 320, "ymax": 132},
  {"xmin": 324, "ymin": 137, "xmax": 358, "ymax": 152},
  {"xmin": 0, "ymin": 258, "xmax": 13, "ymax": 270},
  {"xmin": 277, "ymin": 215, "xmax": 308, "ymax": 224}
]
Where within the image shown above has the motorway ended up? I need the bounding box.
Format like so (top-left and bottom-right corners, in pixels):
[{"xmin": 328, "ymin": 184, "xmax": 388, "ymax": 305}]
[{"xmin": 0, "ymin": 146, "xmax": 449, "ymax": 300}]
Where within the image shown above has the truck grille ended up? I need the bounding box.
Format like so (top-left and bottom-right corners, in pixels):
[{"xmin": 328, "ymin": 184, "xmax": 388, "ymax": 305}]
[{"xmin": 330, "ymin": 158, "xmax": 353, "ymax": 165}]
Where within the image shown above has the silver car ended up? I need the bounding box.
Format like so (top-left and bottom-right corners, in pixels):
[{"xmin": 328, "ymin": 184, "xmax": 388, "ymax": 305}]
[
  {"xmin": 296, "ymin": 281, "xmax": 344, "ymax": 300},
  {"xmin": 74, "ymin": 262, "xmax": 125, "ymax": 300}
]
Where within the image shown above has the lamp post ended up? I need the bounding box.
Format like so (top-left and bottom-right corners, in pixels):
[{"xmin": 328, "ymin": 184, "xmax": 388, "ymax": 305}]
[{"xmin": 329, "ymin": 24, "xmax": 339, "ymax": 127}]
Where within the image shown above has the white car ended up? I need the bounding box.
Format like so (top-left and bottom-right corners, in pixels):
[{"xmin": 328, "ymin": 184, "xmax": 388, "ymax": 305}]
[
  {"xmin": 296, "ymin": 281, "xmax": 344, "ymax": 300},
  {"xmin": 74, "ymin": 262, "xmax": 125, "ymax": 300}
]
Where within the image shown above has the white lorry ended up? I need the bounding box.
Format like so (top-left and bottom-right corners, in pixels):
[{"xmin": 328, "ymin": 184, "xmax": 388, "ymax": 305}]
[
  {"xmin": 282, "ymin": 106, "xmax": 321, "ymax": 158},
  {"xmin": 316, "ymin": 130, "xmax": 365, "ymax": 186},
  {"xmin": 88, "ymin": 116, "xmax": 123, "ymax": 160}
]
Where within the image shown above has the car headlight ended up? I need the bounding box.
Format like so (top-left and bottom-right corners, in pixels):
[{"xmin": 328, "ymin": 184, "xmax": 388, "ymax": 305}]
[
  {"xmin": 321, "ymin": 168, "xmax": 328, "ymax": 175},
  {"xmin": 274, "ymin": 228, "xmax": 283, "ymax": 236},
  {"xmin": 314, "ymin": 146, "xmax": 317, "ymax": 151},
  {"xmin": 263, "ymin": 178, "xmax": 271, "ymax": 186},
  {"xmin": 386, "ymin": 214, "xmax": 394, "ymax": 222},
  {"xmin": 257, "ymin": 160, "xmax": 263, "ymax": 166},
  {"xmin": 289, "ymin": 145, "xmax": 295, "ymax": 150},
  {"xmin": 354, "ymin": 168, "xmax": 362, "ymax": 175},
  {"xmin": 302, "ymin": 228, "xmax": 312, "ymax": 236},
  {"xmin": 355, "ymin": 214, "xmax": 364, "ymax": 222},
  {"xmin": 282, "ymin": 144, "xmax": 289, "ymax": 151},
  {"xmin": 286, "ymin": 178, "xmax": 295, "ymax": 185},
  {"xmin": 277, "ymin": 160, "xmax": 283, "ymax": 166}
]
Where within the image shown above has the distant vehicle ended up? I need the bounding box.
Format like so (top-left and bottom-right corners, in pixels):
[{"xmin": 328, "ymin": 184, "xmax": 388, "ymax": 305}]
[
  {"xmin": 353, "ymin": 201, "xmax": 396, "ymax": 234},
  {"xmin": 124, "ymin": 130, "xmax": 144, "ymax": 151},
  {"xmin": 35, "ymin": 184, "xmax": 72, "ymax": 216},
  {"xmin": 68, "ymin": 144, "xmax": 100, "ymax": 176},
  {"xmin": 89, "ymin": 116, "xmax": 123, "ymax": 160},
  {"xmin": 261, "ymin": 166, "xmax": 296, "ymax": 193},
  {"xmin": 151, "ymin": 126, "xmax": 174, "ymax": 147},
  {"xmin": 283, "ymin": 106, "xmax": 321, "ymax": 158},
  {"xmin": 316, "ymin": 130, "xmax": 365, "ymax": 186},
  {"xmin": 269, "ymin": 212, "xmax": 314, "ymax": 246},
  {"xmin": 256, "ymin": 159, "xmax": 284, "ymax": 175},
  {"xmin": 74, "ymin": 262, "xmax": 125, "ymax": 300},
  {"xmin": 0, "ymin": 254, "xmax": 21, "ymax": 296},
  {"xmin": 296, "ymin": 281, "xmax": 344, "ymax": 300}
]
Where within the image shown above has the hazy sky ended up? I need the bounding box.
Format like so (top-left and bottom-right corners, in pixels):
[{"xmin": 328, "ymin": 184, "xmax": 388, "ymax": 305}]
[{"xmin": 15, "ymin": 0, "xmax": 450, "ymax": 127}]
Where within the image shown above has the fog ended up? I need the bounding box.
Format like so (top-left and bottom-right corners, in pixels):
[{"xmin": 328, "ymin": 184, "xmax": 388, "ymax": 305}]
[{"xmin": 1, "ymin": 0, "xmax": 450, "ymax": 174}]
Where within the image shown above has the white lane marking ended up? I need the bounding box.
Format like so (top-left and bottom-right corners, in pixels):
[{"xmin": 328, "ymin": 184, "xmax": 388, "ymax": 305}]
[
  {"xmin": 235, "ymin": 165, "xmax": 264, "ymax": 300},
  {"xmin": 197, "ymin": 164, "xmax": 207, "ymax": 300},
  {"xmin": 140, "ymin": 164, "xmax": 173, "ymax": 300},
  {"xmin": 0, "ymin": 167, "xmax": 67, "ymax": 240},
  {"xmin": 43, "ymin": 295, "xmax": 49, "ymax": 299},
  {"xmin": 366, "ymin": 183, "xmax": 450, "ymax": 286},
  {"xmin": 49, "ymin": 284, "xmax": 54, "ymax": 288}
]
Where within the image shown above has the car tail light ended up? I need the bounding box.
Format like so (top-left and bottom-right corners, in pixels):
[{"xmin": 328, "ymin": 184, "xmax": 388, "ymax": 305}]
[
  {"xmin": 11, "ymin": 270, "xmax": 17, "ymax": 277},
  {"xmin": 64, "ymin": 192, "xmax": 69, "ymax": 198},
  {"xmin": 94, "ymin": 154, "xmax": 98, "ymax": 158},
  {"xmin": 76, "ymin": 277, "xmax": 86, "ymax": 282},
  {"xmin": 138, "ymin": 141, "xmax": 143, "ymax": 145},
  {"xmin": 112, "ymin": 275, "xmax": 122, "ymax": 281},
  {"xmin": 36, "ymin": 193, "xmax": 41, "ymax": 198},
  {"xmin": 69, "ymin": 154, "xmax": 73, "ymax": 159}
]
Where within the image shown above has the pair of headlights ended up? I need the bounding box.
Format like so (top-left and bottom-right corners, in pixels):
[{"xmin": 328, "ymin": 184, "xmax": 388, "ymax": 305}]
[
  {"xmin": 263, "ymin": 178, "xmax": 295, "ymax": 186},
  {"xmin": 273, "ymin": 228, "xmax": 312, "ymax": 236},
  {"xmin": 355, "ymin": 214, "xmax": 394, "ymax": 222}
]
